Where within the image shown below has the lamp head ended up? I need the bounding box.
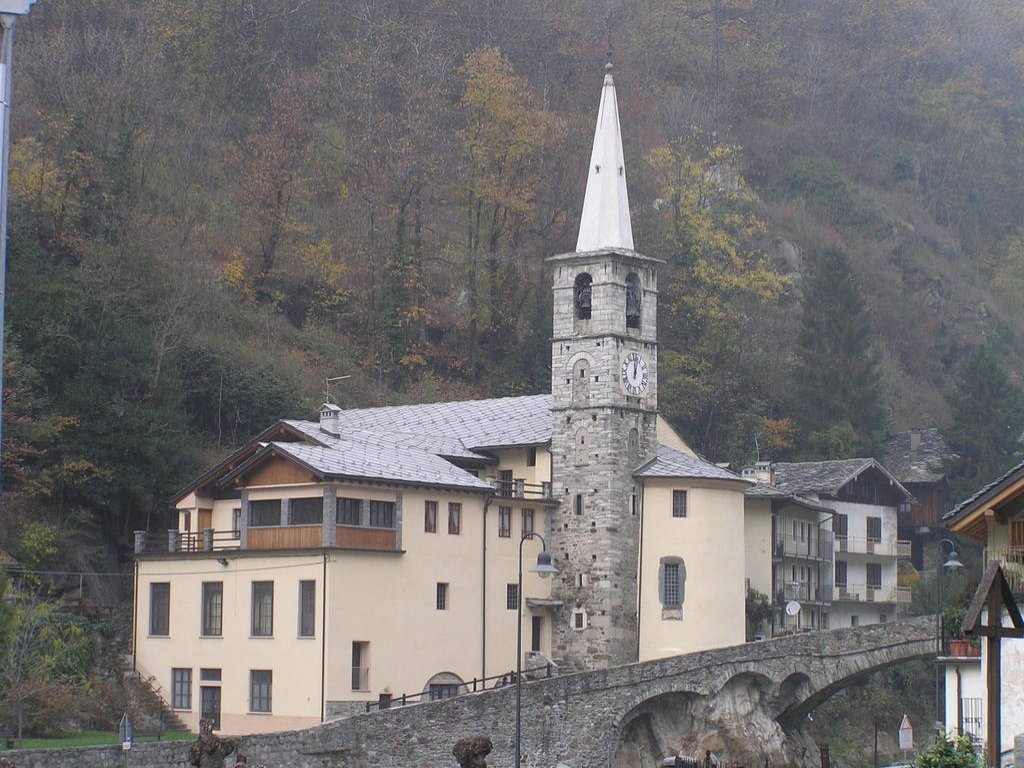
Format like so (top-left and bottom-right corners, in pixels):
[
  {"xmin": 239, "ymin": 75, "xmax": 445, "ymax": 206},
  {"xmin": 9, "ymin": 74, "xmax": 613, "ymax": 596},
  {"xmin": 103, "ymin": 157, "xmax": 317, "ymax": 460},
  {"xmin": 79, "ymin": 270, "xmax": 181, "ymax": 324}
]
[
  {"xmin": 943, "ymin": 550, "xmax": 964, "ymax": 570},
  {"xmin": 531, "ymin": 550, "xmax": 558, "ymax": 579}
]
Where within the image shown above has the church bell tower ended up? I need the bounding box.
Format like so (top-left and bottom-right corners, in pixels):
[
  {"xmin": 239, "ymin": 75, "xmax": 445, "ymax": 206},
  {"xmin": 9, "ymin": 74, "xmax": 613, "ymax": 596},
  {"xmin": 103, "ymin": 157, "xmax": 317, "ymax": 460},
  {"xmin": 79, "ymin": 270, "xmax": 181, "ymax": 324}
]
[{"xmin": 547, "ymin": 61, "xmax": 663, "ymax": 669}]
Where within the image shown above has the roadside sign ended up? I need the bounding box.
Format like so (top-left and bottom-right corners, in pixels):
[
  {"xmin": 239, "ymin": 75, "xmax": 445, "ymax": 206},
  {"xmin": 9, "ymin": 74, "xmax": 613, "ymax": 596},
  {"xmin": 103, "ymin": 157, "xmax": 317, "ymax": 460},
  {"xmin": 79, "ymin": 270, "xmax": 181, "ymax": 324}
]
[
  {"xmin": 119, "ymin": 713, "xmax": 133, "ymax": 751},
  {"xmin": 898, "ymin": 714, "xmax": 913, "ymax": 751}
]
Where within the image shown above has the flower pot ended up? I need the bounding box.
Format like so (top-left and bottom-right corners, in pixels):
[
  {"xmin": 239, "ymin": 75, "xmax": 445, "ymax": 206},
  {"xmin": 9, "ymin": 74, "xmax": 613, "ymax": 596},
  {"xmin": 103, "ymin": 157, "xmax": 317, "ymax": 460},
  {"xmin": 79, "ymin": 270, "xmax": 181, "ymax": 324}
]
[{"xmin": 949, "ymin": 638, "xmax": 973, "ymax": 657}]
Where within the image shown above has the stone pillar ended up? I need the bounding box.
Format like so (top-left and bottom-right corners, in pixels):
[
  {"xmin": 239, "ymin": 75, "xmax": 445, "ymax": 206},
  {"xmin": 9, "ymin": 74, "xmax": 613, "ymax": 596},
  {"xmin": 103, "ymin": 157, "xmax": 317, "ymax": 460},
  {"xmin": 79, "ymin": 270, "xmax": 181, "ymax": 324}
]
[
  {"xmin": 203, "ymin": 528, "xmax": 214, "ymax": 551},
  {"xmin": 134, "ymin": 530, "xmax": 146, "ymax": 554},
  {"xmin": 394, "ymin": 492, "xmax": 403, "ymax": 550},
  {"xmin": 168, "ymin": 529, "xmax": 180, "ymax": 553},
  {"xmin": 322, "ymin": 488, "xmax": 337, "ymax": 546},
  {"xmin": 239, "ymin": 491, "xmax": 250, "ymax": 549}
]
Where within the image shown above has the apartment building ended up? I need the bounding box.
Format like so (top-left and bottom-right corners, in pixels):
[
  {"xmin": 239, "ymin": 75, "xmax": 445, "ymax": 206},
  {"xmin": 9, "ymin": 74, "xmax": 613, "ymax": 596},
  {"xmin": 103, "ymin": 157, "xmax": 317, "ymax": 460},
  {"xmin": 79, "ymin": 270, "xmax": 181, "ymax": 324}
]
[{"xmin": 744, "ymin": 459, "xmax": 913, "ymax": 632}]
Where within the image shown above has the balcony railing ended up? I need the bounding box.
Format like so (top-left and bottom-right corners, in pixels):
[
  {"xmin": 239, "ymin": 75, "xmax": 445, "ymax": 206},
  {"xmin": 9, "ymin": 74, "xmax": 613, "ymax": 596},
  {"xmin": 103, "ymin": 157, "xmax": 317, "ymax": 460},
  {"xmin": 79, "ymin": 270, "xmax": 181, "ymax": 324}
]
[
  {"xmin": 983, "ymin": 546, "xmax": 1024, "ymax": 593},
  {"xmin": 135, "ymin": 521, "xmax": 399, "ymax": 555},
  {"xmin": 134, "ymin": 529, "xmax": 241, "ymax": 554},
  {"xmin": 777, "ymin": 582, "xmax": 833, "ymax": 604},
  {"xmin": 833, "ymin": 583, "xmax": 911, "ymax": 604},
  {"xmin": 834, "ymin": 535, "xmax": 912, "ymax": 558},
  {"xmin": 774, "ymin": 533, "xmax": 834, "ymax": 562},
  {"xmin": 491, "ymin": 477, "xmax": 553, "ymax": 501}
]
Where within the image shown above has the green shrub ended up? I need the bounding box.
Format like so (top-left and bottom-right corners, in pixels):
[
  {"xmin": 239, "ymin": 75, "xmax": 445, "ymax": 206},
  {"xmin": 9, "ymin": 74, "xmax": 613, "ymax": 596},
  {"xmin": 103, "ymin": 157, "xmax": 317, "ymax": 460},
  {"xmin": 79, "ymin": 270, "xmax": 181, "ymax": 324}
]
[
  {"xmin": 785, "ymin": 156, "xmax": 854, "ymax": 218},
  {"xmin": 913, "ymin": 734, "xmax": 981, "ymax": 768}
]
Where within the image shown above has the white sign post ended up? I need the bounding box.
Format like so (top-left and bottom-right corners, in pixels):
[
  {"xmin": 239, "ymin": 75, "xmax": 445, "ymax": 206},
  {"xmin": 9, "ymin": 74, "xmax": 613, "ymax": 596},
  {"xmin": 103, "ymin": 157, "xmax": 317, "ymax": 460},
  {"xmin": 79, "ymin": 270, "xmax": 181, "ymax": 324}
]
[{"xmin": 899, "ymin": 713, "xmax": 914, "ymax": 753}]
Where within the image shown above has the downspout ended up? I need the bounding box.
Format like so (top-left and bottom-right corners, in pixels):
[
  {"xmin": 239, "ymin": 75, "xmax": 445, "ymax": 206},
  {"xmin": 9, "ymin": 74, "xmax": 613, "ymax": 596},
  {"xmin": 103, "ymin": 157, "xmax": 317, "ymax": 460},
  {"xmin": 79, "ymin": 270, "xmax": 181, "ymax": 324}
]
[
  {"xmin": 816, "ymin": 508, "xmax": 836, "ymax": 629},
  {"xmin": 481, "ymin": 492, "xmax": 492, "ymax": 682},
  {"xmin": 771, "ymin": 502, "xmax": 780, "ymax": 636},
  {"xmin": 132, "ymin": 560, "xmax": 139, "ymax": 672},
  {"xmin": 955, "ymin": 664, "xmax": 963, "ymax": 735},
  {"xmin": 320, "ymin": 549, "xmax": 328, "ymax": 722}
]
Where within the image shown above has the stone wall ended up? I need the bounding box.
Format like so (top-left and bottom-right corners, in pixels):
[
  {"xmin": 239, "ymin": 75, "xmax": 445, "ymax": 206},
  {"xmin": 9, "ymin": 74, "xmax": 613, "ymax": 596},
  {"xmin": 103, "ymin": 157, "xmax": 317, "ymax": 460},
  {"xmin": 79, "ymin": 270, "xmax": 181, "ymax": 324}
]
[
  {"xmin": 0, "ymin": 617, "xmax": 935, "ymax": 768},
  {"xmin": 0, "ymin": 741, "xmax": 189, "ymax": 768}
]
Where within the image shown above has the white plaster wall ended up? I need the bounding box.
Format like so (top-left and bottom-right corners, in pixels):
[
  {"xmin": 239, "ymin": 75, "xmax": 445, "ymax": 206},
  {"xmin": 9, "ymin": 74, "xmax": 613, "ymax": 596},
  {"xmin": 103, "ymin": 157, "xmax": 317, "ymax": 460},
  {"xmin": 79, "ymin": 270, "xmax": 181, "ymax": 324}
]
[
  {"xmin": 943, "ymin": 660, "xmax": 983, "ymax": 738},
  {"xmin": 743, "ymin": 498, "xmax": 772, "ymax": 599},
  {"xmin": 638, "ymin": 479, "xmax": 746, "ymax": 660}
]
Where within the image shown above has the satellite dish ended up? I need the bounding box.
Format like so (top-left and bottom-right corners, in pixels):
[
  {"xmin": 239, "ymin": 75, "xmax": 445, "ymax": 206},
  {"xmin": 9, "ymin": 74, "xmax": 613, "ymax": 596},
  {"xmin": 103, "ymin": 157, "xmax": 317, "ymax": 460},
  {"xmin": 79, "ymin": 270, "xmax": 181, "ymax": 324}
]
[{"xmin": 785, "ymin": 600, "xmax": 801, "ymax": 616}]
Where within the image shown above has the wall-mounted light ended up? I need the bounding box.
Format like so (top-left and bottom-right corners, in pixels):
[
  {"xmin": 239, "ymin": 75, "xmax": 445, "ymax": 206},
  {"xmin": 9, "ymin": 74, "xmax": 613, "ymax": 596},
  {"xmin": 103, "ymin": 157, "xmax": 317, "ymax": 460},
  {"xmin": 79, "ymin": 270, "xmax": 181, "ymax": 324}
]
[{"xmin": 217, "ymin": 558, "xmax": 229, "ymax": 567}]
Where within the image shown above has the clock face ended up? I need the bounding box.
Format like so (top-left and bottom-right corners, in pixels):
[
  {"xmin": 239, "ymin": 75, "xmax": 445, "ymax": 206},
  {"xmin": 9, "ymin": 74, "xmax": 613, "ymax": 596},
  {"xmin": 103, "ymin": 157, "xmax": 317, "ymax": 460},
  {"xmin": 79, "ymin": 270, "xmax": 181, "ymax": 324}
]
[{"xmin": 620, "ymin": 352, "xmax": 649, "ymax": 396}]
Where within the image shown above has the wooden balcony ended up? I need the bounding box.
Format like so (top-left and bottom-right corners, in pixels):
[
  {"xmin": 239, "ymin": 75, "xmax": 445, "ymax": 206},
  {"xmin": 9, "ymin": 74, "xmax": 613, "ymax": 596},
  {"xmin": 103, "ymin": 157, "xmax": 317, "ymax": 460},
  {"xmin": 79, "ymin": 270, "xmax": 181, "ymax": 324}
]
[
  {"xmin": 337, "ymin": 525, "xmax": 398, "ymax": 551},
  {"xmin": 248, "ymin": 525, "xmax": 321, "ymax": 550},
  {"xmin": 983, "ymin": 546, "xmax": 1024, "ymax": 593},
  {"xmin": 135, "ymin": 522, "xmax": 400, "ymax": 555},
  {"xmin": 490, "ymin": 477, "xmax": 553, "ymax": 501}
]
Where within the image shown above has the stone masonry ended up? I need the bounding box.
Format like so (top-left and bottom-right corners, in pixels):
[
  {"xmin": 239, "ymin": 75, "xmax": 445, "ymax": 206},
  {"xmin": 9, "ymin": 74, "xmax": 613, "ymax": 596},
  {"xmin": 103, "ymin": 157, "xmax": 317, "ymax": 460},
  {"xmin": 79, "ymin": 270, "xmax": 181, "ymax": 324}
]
[
  {"xmin": 547, "ymin": 248, "xmax": 662, "ymax": 671},
  {"xmin": 2, "ymin": 616, "xmax": 934, "ymax": 768}
]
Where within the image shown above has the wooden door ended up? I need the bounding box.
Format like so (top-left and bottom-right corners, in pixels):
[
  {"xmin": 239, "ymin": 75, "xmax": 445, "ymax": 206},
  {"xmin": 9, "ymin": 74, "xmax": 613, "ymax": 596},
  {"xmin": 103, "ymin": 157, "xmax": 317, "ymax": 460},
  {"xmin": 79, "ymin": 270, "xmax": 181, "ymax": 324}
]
[{"xmin": 198, "ymin": 508, "xmax": 213, "ymax": 532}]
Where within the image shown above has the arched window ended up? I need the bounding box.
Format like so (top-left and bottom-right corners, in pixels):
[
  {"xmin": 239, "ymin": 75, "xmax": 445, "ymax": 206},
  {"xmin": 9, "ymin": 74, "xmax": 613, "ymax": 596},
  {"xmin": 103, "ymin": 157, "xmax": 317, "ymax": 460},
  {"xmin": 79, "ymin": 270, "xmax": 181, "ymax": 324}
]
[
  {"xmin": 574, "ymin": 273, "xmax": 593, "ymax": 320},
  {"xmin": 625, "ymin": 273, "xmax": 641, "ymax": 328},
  {"xmin": 572, "ymin": 359, "xmax": 591, "ymax": 403},
  {"xmin": 424, "ymin": 672, "xmax": 466, "ymax": 700}
]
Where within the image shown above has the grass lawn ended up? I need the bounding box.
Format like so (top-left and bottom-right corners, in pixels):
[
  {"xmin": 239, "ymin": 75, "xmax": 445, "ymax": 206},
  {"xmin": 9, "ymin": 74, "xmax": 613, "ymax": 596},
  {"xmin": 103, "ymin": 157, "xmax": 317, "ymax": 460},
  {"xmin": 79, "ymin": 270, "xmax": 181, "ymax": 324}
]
[{"xmin": 10, "ymin": 730, "xmax": 194, "ymax": 749}]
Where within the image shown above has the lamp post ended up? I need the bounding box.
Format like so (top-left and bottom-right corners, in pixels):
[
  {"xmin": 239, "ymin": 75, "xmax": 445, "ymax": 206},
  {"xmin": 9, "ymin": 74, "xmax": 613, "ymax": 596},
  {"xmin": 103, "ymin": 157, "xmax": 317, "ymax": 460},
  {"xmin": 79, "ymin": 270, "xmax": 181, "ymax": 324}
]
[
  {"xmin": 516, "ymin": 532, "xmax": 557, "ymax": 768},
  {"xmin": 934, "ymin": 537, "xmax": 964, "ymax": 732},
  {"xmin": 0, "ymin": 0, "xmax": 36, "ymax": 494}
]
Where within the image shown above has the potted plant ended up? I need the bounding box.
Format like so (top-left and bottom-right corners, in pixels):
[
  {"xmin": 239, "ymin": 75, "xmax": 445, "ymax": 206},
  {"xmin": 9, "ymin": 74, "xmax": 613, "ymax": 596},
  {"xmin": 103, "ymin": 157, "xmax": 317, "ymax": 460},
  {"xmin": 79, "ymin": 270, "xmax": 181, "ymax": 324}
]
[{"xmin": 943, "ymin": 605, "xmax": 972, "ymax": 656}]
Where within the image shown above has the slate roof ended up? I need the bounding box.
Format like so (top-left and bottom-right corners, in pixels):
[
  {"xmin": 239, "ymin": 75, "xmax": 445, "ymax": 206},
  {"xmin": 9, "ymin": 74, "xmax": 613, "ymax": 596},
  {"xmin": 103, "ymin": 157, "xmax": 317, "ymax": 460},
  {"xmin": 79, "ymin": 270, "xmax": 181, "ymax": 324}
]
[
  {"xmin": 884, "ymin": 428, "xmax": 955, "ymax": 484},
  {"xmin": 283, "ymin": 419, "xmax": 489, "ymax": 462},
  {"xmin": 186, "ymin": 393, "xmax": 722, "ymax": 496},
  {"xmin": 330, "ymin": 394, "xmax": 553, "ymax": 450},
  {"xmin": 772, "ymin": 458, "xmax": 912, "ymax": 500},
  {"xmin": 743, "ymin": 483, "xmax": 833, "ymax": 513},
  {"xmin": 266, "ymin": 441, "xmax": 493, "ymax": 492},
  {"xmin": 634, "ymin": 444, "xmax": 747, "ymax": 483},
  {"xmin": 944, "ymin": 456, "xmax": 1024, "ymax": 521}
]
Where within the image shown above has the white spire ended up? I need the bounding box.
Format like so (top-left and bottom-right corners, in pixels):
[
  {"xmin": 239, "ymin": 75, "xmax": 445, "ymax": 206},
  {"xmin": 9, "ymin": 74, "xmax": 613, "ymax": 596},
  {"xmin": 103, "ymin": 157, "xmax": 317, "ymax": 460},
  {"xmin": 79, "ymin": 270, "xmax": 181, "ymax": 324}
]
[{"xmin": 576, "ymin": 61, "xmax": 634, "ymax": 252}]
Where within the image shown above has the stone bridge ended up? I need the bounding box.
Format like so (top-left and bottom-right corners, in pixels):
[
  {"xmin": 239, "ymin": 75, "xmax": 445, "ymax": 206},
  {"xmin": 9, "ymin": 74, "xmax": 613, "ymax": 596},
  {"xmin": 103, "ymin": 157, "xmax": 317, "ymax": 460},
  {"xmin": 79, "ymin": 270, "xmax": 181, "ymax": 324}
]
[
  {"xmin": 0, "ymin": 617, "xmax": 935, "ymax": 768},
  {"xmin": 228, "ymin": 616, "xmax": 935, "ymax": 768}
]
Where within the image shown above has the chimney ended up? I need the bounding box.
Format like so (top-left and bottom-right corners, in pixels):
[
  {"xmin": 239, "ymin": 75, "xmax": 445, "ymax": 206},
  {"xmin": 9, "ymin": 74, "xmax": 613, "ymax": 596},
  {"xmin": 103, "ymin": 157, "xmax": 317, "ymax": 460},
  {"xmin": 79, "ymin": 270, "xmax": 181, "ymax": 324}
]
[
  {"xmin": 319, "ymin": 403, "xmax": 341, "ymax": 436},
  {"xmin": 909, "ymin": 430, "xmax": 921, "ymax": 451}
]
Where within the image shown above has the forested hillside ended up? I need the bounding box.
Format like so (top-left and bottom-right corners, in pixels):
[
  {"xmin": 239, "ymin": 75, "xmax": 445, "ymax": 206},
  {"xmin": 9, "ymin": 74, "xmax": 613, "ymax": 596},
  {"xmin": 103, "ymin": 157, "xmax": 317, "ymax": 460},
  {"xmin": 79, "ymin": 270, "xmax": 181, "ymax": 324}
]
[{"xmin": 5, "ymin": 0, "xmax": 1024, "ymax": 575}]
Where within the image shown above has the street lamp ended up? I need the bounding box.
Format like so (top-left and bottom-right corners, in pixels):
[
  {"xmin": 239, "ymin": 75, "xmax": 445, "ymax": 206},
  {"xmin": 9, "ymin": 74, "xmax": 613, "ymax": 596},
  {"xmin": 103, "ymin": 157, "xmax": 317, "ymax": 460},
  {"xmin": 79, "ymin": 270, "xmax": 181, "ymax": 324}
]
[
  {"xmin": 515, "ymin": 532, "xmax": 557, "ymax": 768},
  {"xmin": 934, "ymin": 537, "xmax": 964, "ymax": 731},
  {"xmin": 0, "ymin": 0, "xmax": 36, "ymax": 494}
]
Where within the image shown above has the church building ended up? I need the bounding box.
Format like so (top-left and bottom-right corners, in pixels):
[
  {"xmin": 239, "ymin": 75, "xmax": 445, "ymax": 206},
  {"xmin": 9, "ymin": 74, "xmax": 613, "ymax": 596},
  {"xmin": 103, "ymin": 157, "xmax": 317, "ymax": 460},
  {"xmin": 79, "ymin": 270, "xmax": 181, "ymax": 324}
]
[{"xmin": 131, "ymin": 62, "xmax": 750, "ymax": 735}]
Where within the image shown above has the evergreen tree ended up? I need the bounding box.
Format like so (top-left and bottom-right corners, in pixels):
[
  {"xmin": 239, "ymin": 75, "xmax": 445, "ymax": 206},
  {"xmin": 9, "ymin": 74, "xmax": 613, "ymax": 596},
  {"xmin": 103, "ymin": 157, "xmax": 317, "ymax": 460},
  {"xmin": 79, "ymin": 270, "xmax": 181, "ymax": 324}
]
[
  {"xmin": 793, "ymin": 246, "xmax": 888, "ymax": 458},
  {"xmin": 943, "ymin": 340, "xmax": 1024, "ymax": 500}
]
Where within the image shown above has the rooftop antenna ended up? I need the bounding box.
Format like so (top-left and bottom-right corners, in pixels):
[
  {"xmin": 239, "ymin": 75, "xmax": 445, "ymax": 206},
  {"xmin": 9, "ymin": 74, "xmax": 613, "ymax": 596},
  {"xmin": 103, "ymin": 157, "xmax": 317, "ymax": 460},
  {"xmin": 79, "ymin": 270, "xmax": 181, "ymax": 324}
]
[
  {"xmin": 324, "ymin": 375, "xmax": 351, "ymax": 405},
  {"xmin": 605, "ymin": 11, "xmax": 614, "ymax": 69}
]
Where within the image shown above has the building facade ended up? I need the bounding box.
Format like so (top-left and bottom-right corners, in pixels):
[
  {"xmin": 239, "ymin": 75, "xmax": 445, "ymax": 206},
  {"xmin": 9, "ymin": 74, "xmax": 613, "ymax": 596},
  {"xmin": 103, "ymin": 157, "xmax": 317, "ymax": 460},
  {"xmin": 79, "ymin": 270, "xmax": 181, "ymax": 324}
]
[
  {"xmin": 742, "ymin": 459, "xmax": 912, "ymax": 633},
  {"xmin": 132, "ymin": 63, "xmax": 751, "ymax": 734}
]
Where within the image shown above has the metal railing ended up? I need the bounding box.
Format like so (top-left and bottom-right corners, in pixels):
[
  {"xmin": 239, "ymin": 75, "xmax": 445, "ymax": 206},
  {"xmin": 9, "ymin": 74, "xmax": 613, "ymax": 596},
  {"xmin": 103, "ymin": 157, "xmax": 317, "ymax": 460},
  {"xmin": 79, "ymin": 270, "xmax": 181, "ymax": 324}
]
[
  {"xmin": 983, "ymin": 546, "xmax": 1024, "ymax": 593},
  {"xmin": 834, "ymin": 535, "xmax": 911, "ymax": 558},
  {"xmin": 364, "ymin": 662, "xmax": 555, "ymax": 712},
  {"xmin": 774, "ymin": 533, "xmax": 834, "ymax": 561},
  {"xmin": 833, "ymin": 583, "xmax": 911, "ymax": 604},
  {"xmin": 491, "ymin": 477, "xmax": 553, "ymax": 501},
  {"xmin": 961, "ymin": 697, "xmax": 983, "ymax": 741},
  {"xmin": 777, "ymin": 582, "xmax": 833, "ymax": 604},
  {"xmin": 352, "ymin": 666, "xmax": 370, "ymax": 692},
  {"xmin": 134, "ymin": 529, "xmax": 241, "ymax": 554}
]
